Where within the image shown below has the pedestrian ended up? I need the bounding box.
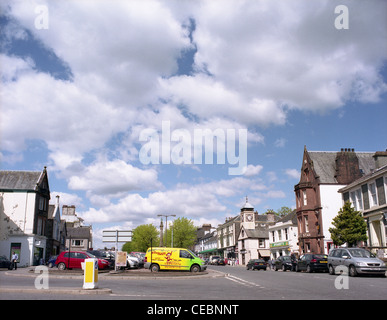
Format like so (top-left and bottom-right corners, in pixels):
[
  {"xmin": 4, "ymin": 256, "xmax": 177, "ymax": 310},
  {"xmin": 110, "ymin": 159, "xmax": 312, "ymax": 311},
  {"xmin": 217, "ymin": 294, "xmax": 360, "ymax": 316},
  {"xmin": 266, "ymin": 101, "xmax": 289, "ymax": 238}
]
[
  {"xmin": 11, "ymin": 251, "xmax": 18, "ymax": 270},
  {"xmin": 268, "ymin": 258, "xmax": 272, "ymax": 270}
]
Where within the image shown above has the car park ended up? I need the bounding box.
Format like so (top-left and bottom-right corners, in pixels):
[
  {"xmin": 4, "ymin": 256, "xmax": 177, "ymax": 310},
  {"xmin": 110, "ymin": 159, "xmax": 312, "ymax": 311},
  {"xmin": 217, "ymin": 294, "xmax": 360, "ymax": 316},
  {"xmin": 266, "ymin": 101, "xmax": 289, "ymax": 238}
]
[
  {"xmin": 295, "ymin": 253, "xmax": 328, "ymax": 273},
  {"xmin": 246, "ymin": 259, "xmax": 267, "ymax": 271},
  {"xmin": 274, "ymin": 256, "xmax": 292, "ymax": 271},
  {"xmin": 328, "ymin": 247, "xmax": 386, "ymax": 277},
  {"xmin": 55, "ymin": 251, "xmax": 110, "ymax": 270}
]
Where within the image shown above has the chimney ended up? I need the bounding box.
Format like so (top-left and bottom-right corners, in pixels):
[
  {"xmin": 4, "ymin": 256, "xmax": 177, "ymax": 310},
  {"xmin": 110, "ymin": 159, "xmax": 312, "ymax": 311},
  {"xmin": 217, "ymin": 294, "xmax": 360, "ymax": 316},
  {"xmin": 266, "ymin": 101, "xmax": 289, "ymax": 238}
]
[
  {"xmin": 56, "ymin": 195, "xmax": 60, "ymax": 207},
  {"xmin": 373, "ymin": 150, "xmax": 387, "ymax": 169},
  {"xmin": 335, "ymin": 148, "xmax": 362, "ymax": 184}
]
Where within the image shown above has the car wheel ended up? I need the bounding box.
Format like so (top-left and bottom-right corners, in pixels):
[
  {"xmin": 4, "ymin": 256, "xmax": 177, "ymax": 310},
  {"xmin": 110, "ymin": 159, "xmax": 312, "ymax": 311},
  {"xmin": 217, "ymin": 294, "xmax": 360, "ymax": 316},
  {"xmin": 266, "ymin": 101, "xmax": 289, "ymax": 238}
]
[
  {"xmin": 57, "ymin": 262, "xmax": 66, "ymax": 270},
  {"xmin": 328, "ymin": 265, "xmax": 335, "ymax": 275},
  {"xmin": 150, "ymin": 263, "xmax": 160, "ymax": 272},
  {"xmin": 349, "ymin": 265, "xmax": 357, "ymax": 277}
]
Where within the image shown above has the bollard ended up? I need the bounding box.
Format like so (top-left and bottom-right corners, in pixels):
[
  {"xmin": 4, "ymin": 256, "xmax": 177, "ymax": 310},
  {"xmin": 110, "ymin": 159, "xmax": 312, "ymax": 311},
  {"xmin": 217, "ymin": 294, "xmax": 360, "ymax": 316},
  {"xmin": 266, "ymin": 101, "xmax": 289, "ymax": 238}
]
[{"xmin": 83, "ymin": 258, "xmax": 98, "ymax": 289}]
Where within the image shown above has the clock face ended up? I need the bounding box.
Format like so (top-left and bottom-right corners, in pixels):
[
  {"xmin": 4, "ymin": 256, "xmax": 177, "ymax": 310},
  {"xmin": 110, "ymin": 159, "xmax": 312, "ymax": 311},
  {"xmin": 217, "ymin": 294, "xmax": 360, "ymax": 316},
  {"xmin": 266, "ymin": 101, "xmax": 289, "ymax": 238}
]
[{"xmin": 246, "ymin": 214, "xmax": 253, "ymax": 221}]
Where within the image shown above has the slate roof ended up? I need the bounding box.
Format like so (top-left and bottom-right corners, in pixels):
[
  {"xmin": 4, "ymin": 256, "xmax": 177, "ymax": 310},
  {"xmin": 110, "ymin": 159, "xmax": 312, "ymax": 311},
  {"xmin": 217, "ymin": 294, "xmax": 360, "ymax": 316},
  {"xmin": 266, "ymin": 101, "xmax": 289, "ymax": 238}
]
[
  {"xmin": 0, "ymin": 170, "xmax": 42, "ymax": 190},
  {"xmin": 308, "ymin": 151, "xmax": 375, "ymax": 184}
]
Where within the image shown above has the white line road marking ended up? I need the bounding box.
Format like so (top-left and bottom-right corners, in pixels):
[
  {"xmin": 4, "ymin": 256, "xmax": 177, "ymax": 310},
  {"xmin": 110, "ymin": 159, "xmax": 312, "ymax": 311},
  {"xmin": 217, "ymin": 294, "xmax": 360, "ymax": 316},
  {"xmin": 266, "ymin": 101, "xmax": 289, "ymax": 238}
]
[{"xmin": 225, "ymin": 274, "xmax": 265, "ymax": 288}]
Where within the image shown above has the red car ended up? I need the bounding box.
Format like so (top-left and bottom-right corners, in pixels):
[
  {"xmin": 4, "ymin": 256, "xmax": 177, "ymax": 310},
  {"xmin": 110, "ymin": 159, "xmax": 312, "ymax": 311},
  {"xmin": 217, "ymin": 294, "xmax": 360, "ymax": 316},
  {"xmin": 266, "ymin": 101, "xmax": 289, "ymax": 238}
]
[{"xmin": 55, "ymin": 251, "xmax": 110, "ymax": 270}]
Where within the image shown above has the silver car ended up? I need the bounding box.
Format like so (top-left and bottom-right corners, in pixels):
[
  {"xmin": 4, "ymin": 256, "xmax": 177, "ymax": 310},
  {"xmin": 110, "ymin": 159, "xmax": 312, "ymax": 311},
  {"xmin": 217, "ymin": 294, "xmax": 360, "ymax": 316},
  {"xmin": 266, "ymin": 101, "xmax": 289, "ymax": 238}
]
[{"xmin": 328, "ymin": 248, "xmax": 386, "ymax": 277}]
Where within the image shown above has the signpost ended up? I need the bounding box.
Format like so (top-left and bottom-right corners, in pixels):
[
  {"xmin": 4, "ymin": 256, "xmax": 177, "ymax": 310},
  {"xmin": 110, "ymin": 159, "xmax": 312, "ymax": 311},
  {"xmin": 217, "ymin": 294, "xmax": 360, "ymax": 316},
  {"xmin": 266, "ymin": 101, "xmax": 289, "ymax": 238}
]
[{"xmin": 102, "ymin": 230, "xmax": 132, "ymax": 271}]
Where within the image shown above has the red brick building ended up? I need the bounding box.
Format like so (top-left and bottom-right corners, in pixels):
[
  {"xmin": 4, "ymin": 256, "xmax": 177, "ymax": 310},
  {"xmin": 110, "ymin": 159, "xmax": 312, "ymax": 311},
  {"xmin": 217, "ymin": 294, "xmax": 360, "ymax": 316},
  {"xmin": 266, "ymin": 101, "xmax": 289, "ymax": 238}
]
[{"xmin": 294, "ymin": 147, "xmax": 376, "ymax": 254}]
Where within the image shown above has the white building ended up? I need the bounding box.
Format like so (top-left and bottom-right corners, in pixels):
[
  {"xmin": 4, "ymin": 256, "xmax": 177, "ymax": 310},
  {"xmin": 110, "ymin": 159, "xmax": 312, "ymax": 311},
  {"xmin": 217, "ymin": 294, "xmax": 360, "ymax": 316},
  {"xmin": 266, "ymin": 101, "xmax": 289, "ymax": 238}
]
[
  {"xmin": 269, "ymin": 210, "xmax": 299, "ymax": 259},
  {"xmin": 0, "ymin": 168, "xmax": 50, "ymax": 266},
  {"xmin": 237, "ymin": 198, "xmax": 278, "ymax": 265},
  {"xmin": 339, "ymin": 162, "xmax": 387, "ymax": 258}
]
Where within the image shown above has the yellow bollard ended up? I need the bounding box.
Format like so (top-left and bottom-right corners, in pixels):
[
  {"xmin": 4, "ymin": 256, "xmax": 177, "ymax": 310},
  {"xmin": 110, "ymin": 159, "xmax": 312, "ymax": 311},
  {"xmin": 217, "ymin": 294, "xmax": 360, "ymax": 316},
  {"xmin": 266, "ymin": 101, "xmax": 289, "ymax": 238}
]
[{"xmin": 83, "ymin": 258, "xmax": 98, "ymax": 289}]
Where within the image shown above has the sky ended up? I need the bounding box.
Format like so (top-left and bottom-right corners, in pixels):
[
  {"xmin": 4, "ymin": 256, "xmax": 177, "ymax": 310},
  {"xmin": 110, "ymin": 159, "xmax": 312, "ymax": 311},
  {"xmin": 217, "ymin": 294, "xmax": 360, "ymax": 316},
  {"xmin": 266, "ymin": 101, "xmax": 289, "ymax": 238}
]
[{"xmin": 1, "ymin": 0, "xmax": 386, "ymax": 250}]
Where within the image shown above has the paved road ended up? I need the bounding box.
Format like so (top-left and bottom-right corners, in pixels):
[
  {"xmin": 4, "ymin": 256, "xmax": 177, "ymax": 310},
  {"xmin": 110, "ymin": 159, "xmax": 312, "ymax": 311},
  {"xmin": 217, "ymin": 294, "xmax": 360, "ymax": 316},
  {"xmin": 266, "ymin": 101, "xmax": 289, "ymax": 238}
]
[{"xmin": 1, "ymin": 265, "xmax": 386, "ymax": 300}]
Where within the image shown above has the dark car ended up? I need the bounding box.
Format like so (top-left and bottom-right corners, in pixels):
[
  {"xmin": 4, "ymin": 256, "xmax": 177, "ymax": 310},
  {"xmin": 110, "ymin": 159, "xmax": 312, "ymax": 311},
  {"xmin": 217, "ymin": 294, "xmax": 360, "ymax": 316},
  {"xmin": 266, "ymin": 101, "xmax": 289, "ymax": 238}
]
[
  {"xmin": 0, "ymin": 255, "xmax": 12, "ymax": 269},
  {"xmin": 47, "ymin": 255, "xmax": 58, "ymax": 268},
  {"xmin": 87, "ymin": 250, "xmax": 115, "ymax": 269},
  {"xmin": 246, "ymin": 259, "xmax": 267, "ymax": 271},
  {"xmin": 296, "ymin": 253, "xmax": 328, "ymax": 273},
  {"xmin": 274, "ymin": 256, "xmax": 293, "ymax": 271}
]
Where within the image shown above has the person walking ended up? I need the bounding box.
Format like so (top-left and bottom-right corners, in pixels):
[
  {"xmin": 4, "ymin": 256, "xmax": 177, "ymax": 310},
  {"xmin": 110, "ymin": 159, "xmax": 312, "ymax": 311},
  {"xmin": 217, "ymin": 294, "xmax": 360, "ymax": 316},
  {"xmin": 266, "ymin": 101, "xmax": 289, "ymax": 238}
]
[{"xmin": 11, "ymin": 251, "xmax": 19, "ymax": 270}]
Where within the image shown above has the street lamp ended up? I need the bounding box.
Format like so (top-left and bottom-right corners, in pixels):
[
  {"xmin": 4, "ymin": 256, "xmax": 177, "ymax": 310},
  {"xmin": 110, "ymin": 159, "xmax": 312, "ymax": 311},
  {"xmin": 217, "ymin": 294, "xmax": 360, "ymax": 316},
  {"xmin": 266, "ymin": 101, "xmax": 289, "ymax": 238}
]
[{"xmin": 157, "ymin": 214, "xmax": 176, "ymax": 247}]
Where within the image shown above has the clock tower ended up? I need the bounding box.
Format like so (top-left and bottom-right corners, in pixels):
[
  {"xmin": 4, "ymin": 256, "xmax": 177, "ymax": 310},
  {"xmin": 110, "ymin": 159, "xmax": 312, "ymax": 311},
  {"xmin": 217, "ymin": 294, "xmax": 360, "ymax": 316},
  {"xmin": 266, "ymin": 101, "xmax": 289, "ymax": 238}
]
[{"xmin": 240, "ymin": 196, "xmax": 255, "ymax": 229}]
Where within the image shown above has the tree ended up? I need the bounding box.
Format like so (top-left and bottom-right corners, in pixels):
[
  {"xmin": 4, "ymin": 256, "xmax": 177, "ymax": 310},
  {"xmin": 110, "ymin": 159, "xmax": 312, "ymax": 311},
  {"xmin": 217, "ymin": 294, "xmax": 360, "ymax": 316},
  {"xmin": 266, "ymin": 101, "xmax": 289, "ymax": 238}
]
[
  {"xmin": 276, "ymin": 206, "xmax": 293, "ymax": 217},
  {"xmin": 329, "ymin": 201, "xmax": 368, "ymax": 247},
  {"xmin": 123, "ymin": 224, "xmax": 159, "ymax": 252},
  {"xmin": 165, "ymin": 217, "xmax": 197, "ymax": 248}
]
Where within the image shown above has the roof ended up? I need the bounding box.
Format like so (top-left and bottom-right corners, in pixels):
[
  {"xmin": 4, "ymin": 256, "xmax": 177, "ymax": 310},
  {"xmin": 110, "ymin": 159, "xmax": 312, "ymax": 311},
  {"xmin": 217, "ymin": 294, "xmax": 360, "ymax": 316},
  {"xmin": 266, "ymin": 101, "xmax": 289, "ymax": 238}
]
[
  {"xmin": 0, "ymin": 170, "xmax": 42, "ymax": 190},
  {"xmin": 339, "ymin": 164, "xmax": 387, "ymax": 193},
  {"xmin": 67, "ymin": 226, "xmax": 92, "ymax": 239},
  {"xmin": 308, "ymin": 151, "xmax": 375, "ymax": 184}
]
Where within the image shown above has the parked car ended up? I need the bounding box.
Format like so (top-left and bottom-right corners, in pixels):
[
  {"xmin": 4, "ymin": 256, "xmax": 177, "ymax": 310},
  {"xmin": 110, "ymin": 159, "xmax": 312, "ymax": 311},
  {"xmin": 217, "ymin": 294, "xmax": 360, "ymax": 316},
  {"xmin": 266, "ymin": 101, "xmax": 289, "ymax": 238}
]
[
  {"xmin": 246, "ymin": 259, "xmax": 267, "ymax": 271},
  {"xmin": 274, "ymin": 256, "xmax": 292, "ymax": 271},
  {"xmin": 47, "ymin": 255, "xmax": 58, "ymax": 268},
  {"xmin": 209, "ymin": 255, "xmax": 221, "ymax": 265},
  {"xmin": 126, "ymin": 254, "xmax": 139, "ymax": 269},
  {"xmin": 295, "ymin": 253, "xmax": 328, "ymax": 273},
  {"xmin": 55, "ymin": 251, "xmax": 110, "ymax": 270},
  {"xmin": 0, "ymin": 255, "xmax": 11, "ymax": 269},
  {"xmin": 87, "ymin": 250, "xmax": 115, "ymax": 269},
  {"xmin": 217, "ymin": 258, "xmax": 226, "ymax": 265},
  {"xmin": 328, "ymin": 247, "xmax": 386, "ymax": 277},
  {"xmin": 130, "ymin": 252, "xmax": 145, "ymax": 268}
]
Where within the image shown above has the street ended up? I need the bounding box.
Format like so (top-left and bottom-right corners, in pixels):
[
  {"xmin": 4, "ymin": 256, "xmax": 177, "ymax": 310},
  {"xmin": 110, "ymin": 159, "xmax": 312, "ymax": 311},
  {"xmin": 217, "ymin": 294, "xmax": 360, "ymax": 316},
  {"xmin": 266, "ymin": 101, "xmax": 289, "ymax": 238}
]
[{"xmin": 1, "ymin": 265, "xmax": 386, "ymax": 300}]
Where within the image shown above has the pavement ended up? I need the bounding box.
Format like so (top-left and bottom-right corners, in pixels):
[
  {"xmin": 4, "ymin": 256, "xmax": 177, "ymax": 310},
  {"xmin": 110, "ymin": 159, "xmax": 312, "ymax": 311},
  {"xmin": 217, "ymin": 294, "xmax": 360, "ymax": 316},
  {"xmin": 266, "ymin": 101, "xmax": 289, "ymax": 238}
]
[{"xmin": 0, "ymin": 266, "xmax": 224, "ymax": 295}]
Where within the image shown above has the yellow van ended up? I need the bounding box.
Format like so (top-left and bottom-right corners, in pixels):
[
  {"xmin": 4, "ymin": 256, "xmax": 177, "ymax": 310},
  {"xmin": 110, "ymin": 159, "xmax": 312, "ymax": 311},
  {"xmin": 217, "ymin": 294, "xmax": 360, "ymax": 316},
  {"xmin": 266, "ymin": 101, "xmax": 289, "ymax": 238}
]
[{"xmin": 144, "ymin": 247, "xmax": 207, "ymax": 273}]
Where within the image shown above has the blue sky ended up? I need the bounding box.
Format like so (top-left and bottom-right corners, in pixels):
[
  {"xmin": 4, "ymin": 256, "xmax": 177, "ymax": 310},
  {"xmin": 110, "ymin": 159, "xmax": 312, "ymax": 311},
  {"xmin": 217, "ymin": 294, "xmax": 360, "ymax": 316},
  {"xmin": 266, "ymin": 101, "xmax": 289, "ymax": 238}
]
[{"xmin": 1, "ymin": 0, "xmax": 386, "ymax": 249}]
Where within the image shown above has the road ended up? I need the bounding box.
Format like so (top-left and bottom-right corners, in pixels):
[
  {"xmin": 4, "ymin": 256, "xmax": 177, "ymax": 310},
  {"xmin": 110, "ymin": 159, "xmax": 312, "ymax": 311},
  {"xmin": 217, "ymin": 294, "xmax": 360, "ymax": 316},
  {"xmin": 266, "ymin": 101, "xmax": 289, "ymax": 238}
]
[{"xmin": 1, "ymin": 265, "xmax": 386, "ymax": 300}]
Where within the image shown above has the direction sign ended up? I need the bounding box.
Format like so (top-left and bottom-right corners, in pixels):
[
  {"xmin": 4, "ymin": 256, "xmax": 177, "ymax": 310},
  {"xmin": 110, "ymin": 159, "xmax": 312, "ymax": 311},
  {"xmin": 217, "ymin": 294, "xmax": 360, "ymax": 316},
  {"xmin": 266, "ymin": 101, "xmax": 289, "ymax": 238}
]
[{"xmin": 102, "ymin": 230, "xmax": 132, "ymax": 243}]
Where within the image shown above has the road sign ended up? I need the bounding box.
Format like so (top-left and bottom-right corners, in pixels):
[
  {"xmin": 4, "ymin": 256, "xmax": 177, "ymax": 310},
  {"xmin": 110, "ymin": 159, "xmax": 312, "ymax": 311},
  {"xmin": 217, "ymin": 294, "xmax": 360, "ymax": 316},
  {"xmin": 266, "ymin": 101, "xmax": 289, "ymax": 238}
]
[{"xmin": 102, "ymin": 230, "xmax": 132, "ymax": 243}]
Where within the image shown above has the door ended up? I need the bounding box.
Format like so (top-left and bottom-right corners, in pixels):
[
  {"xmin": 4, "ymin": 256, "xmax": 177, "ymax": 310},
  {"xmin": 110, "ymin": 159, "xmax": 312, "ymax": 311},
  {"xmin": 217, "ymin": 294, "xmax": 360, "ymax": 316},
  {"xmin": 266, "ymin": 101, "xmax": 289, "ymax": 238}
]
[
  {"xmin": 298, "ymin": 255, "xmax": 306, "ymax": 270},
  {"xmin": 179, "ymin": 250, "xmax": 193, "ymax": 270}
]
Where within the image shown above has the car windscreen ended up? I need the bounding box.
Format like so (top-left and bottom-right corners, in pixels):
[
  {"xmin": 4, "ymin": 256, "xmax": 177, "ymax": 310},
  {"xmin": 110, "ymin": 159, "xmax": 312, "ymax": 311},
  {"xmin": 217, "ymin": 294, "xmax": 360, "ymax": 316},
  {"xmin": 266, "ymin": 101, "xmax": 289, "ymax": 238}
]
[{"xmin": 348, "ymin": 249, "xmax": 375, "ymax": 258}]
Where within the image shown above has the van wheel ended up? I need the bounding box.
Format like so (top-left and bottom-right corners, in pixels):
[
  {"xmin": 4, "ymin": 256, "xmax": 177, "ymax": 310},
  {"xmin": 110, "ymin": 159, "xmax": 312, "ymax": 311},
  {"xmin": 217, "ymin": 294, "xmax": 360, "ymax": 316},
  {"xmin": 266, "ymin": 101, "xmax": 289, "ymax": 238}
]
[
  {"xmin": 150, "ymin": 263, "xmax": 160, "ymax": 272},
  {"xmin": 57, "ymin": 262, "xmax": 66, "ymax": 270},
  {"xmin": 191, "ymin": 265, "xmax": 200, "ymax": 273}
]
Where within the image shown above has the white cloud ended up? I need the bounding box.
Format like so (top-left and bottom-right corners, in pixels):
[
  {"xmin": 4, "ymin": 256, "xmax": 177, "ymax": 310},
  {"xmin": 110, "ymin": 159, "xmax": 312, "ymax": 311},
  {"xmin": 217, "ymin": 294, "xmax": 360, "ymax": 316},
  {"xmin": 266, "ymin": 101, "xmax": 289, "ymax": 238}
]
[
  {"xmin": 68, "ymin": 159, "xmax": 162, "ymax": 197},
  {"xmin": 242, "ymin": 164, "xmax": 263, "ymax": 177},
  {"xmin": 285, "ymin": 169, "xmax": 300, "ymax": 180}
]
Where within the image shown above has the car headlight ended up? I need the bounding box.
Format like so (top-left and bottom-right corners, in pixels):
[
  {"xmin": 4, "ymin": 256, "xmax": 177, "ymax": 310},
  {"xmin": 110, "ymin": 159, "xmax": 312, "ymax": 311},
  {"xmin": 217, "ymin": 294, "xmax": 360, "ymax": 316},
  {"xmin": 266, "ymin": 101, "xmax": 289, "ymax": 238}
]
[{"xmin": 355, "ymin": 262, "xmax": 367, "ymax": 267}]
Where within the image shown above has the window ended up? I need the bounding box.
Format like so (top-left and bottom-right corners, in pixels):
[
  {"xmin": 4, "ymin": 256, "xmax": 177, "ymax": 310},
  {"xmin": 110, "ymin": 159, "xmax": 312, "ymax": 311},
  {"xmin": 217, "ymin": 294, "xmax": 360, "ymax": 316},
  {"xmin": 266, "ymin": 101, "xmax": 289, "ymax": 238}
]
[
  {"xmin": 272, "ymin": 231, "xmax": 275, "ymax": 242},
  {"xmin": 350, "ymin": 191, "xmax": 357, "ymax": 210},
  {"xmin": 356, "ymin": 189, "xmax": 363, "ymax": 210},
  {"xmin": 37, "ymin": 217, "xmax": 45, "ymax": 236},
  {"xmin": 369, "ymin": 183, "xmax": 377, "ymax": 206},
  {"xmin": 303, "ymin": 190, "xmax": 307, "ymax": 206},
  {"xmin": 71, "ymin": 239, "xmax": 84, "ymax": 247},
  {"xmin": 259, "ymin": 239, "xmax": 265, "ymax": 248},
  {"xmin": 296, "ymin": 191, "xmax": 301, "ymax": 208},
  {"xmin": 284, "ymin": 228, "xmax": 289, "ymax": 240},
  {"xmin": 180, "ymin": 250, "xmax": 192, "ymax": 259},
  {"xmin": 277, "ymin": 230, "xmax": 282, "ymax": 241},
  {"xmin": 304, "ymin": 216, "xmax": 309, "ymax": 233}
]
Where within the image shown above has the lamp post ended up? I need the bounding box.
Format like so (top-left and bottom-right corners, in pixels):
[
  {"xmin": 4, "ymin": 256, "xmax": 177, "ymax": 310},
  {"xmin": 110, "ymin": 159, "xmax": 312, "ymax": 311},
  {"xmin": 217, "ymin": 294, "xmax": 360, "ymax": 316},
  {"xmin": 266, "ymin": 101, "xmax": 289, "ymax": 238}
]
[{"xmin": 157, "ymin": 214, "xmax": 176, "ymax": 247}]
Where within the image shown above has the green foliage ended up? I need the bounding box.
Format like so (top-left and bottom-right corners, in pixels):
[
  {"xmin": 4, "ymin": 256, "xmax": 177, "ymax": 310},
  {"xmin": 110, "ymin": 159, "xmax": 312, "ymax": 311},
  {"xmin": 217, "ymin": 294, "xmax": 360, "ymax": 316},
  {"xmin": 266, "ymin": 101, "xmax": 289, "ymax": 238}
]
[
  {"xmin": 164, "ymin": 217, "xmax": 197, "ymax": 248},
  {"xmin": 122, "ymin": 224, "xmax": 159, "ymax": 253},
  {"xmin": 329, "ymin": 201, "xmax": 368, "ymax": 247}
]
